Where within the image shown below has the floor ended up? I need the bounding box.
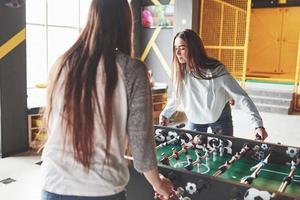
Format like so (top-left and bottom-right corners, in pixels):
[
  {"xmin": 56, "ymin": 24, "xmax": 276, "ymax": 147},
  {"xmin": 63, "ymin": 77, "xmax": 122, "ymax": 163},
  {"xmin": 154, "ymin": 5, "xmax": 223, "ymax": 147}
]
[
  {"xmin": 0, "ymin": 109, "xmax": 299, "ymax": 200},
  {"xmin": 232, "ymin": 109, "xmax": 300, "ymax": 147},
  {"xmin": 0, "ymin": 152, "xmax": 42, "ymax": 200}
]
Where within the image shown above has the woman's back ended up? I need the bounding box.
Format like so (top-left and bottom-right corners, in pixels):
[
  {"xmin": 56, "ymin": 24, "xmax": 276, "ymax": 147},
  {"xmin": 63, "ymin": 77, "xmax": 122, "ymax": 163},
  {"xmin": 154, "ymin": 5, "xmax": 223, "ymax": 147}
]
[{"xmin": 41, "ymin": 52, "xmax": 153, "ymax": 196}]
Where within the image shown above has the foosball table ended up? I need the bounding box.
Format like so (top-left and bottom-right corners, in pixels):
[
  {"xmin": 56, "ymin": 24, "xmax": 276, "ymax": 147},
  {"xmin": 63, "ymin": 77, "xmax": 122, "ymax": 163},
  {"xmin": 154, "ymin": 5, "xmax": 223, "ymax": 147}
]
[{"xmin": 126, "ymin": 125, "xmax": 300, "ymax": 200}]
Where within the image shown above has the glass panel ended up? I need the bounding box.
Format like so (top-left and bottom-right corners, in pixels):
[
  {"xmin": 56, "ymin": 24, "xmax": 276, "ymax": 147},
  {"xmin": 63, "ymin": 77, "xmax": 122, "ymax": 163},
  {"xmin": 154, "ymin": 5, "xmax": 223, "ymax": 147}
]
[
  {"xmin": 80, "ymin": 0, "xmax": 92, "ymax": 28},
  {"xmin": 48, "ymin": 0, "xmax": 79, "ymax": 27},
  {"xmin": 47, "ymin": 26, "xmax": 78, "ymax": 70},
  {"xmin": 26, "ymin": 0, "xmax": 46, "ymax": 24},
  {"xmin": 26, "ymin": 25, "xmax": 47, "ymax": 88}
]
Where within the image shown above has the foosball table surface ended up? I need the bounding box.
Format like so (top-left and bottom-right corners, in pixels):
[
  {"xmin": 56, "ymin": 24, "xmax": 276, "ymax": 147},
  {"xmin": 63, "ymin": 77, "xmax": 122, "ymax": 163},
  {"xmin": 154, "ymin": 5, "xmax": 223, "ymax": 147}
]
[{"xmin": 156, "ymin": 144, "xmax": 300, "ymax": 197}]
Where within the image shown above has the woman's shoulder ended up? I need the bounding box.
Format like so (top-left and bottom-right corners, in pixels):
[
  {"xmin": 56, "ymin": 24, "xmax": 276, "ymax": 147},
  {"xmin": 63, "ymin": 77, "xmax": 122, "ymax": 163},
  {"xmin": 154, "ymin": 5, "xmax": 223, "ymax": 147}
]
[
  {"xmin": 116, "ymin": 51, "xmax": 148, "ymax": 74},
  {"xmin": 116, "ymin": 51, "xmax": 150, "ymax": 96}
]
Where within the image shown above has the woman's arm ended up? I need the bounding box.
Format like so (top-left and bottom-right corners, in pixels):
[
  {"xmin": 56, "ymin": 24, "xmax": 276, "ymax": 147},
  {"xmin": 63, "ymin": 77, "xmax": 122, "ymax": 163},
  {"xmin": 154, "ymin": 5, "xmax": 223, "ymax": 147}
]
[
  {"xmin": 221, "ymin": 75, "xmax": 268, "ymax": 140},
  {"xmin": 143, "ymin": 168, "xmax": 174, "ymax": 199},
  {"xmin": 159, "ymin": 94, "xmax": 179, "ymax": 126},
  {"xmin": 125, "ymin": 59, "xmax": 174, "ymax": 197}
]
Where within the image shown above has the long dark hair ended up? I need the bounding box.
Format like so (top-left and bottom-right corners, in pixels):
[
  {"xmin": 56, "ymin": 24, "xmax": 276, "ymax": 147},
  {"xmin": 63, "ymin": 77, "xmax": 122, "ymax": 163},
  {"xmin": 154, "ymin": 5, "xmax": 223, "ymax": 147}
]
[
  {"xmin": 46, "ymin": 0, "xmax": 133, "ymax": 169},
  {"xmin": 172, "ymin": 29, "xmax": 220, "ymax": 97}
]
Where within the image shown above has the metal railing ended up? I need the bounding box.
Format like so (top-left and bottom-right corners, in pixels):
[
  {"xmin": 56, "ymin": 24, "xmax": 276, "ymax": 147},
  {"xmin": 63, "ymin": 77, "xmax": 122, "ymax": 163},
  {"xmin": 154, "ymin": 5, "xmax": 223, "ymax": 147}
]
[{"xmin": 199, "ymin": 0, "xmax": 251, "ymax": 87}]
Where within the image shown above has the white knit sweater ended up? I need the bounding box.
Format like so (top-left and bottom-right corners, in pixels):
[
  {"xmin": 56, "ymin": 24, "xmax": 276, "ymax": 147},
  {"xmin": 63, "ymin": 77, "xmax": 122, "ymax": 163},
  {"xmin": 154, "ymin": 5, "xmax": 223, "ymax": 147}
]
[{"xmin": 161, "ymin": 72, "xmax": 263, "ymax": 129}]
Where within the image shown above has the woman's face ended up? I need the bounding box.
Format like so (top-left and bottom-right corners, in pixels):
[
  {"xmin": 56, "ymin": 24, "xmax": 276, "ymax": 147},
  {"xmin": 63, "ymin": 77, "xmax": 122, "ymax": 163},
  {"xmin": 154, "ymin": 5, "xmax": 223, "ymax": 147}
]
[{"xmin": 174, "ymin": 37, "xmax": 188, "ymax": 64}]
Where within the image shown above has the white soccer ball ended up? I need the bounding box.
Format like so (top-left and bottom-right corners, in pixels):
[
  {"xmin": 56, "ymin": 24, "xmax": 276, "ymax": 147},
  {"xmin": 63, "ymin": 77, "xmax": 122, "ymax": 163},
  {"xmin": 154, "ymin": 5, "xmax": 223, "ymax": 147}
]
[
  {"xmin": 155, "ymin": 128, "xmax": 163, "ymax": 135},
  {"xmin": 261, "ymin": 144, "xmax": 268, "ymax": 151},
  {"xmin": 244, "ymin": 188, "xmax": 271, "ymax": 200},
  {"xmin": 167, "ymin": 131, "xmax": 178, "ymax": 141},
  {"xmin": 155, "ymin": 135, "xmax": 165, "ymax": 142},
  {"xmin": 185, "ymin": 182, "xmax": 197, "ymax": 195},
  {"xmin": 155, "ymin": 129, "xmax": 165, "ymax": 142},
  {"xmin": 286, "ymin": 147, "xmax": 298, "ymax": 158},
  {"xmin": 180, "ymin": 133, "xmax": 193, "ymax": 144}
]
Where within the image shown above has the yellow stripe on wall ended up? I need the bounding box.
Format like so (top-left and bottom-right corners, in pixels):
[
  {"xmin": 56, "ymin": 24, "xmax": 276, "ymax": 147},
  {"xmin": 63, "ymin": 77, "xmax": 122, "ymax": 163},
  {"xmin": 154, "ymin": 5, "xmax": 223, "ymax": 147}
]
[
  {"xmin": 141, "ymin": 28, "xmax": 161, "ymax": 61},
  {"xmin": 151, "ymin": 0, "xmax": 161, "ymax": 5},
  {"xmin": 152, "ymin": 43, "xmax": 171, "ymax": 78},
  {"xmin": 0, "ymin": 28, "xmax": 26, "ymax": 59}
]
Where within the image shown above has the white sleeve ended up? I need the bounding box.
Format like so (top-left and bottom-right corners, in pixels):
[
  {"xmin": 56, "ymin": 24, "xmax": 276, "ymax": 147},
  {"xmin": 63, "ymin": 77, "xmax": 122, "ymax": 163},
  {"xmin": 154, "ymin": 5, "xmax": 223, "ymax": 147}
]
[
  {"xmin": 221, "ymin": 75, "xmax": 263, "ymax": 129},
  {"xmin": 160, "ymin": 95, "xmax": 178, "ymax": 119}
]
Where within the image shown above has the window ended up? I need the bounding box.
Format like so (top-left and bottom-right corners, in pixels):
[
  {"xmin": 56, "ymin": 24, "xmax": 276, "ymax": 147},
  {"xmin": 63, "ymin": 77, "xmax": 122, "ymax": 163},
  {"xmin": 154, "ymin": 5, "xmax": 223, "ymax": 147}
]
[
  {"xmin": 26, "ymin": 0, "xmax": 132, "ymax": 108},
  {"xmin": 26, "ymin": 0, "xmax": 92, "ymax": 89},
  {"xmin": 26, "ymin": 24, "xmax": 47, "ymax": 87}
]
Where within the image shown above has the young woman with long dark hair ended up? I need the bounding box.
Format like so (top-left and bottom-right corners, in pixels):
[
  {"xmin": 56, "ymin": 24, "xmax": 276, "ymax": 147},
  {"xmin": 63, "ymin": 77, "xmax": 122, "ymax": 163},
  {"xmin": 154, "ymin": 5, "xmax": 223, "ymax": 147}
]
[
  {"xmin": 160, "ymin": 29, "xmax": 268, "ymax": 141},
  {"xmin": 41, "ymin": 1, "xmax": 173, "ymax": 199}
]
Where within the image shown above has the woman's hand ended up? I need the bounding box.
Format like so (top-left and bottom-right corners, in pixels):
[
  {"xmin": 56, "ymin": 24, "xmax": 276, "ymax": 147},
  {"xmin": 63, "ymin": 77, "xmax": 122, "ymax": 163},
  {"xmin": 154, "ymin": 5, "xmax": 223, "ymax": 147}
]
[
  {"xmin": 153, "ymin": 176, "xmax": 175, "ymax": 200},
  {"xmin": 229, "ymin": 98, "xmax": 235, "ymax": 106},
  {"xmin": 144, "ymin": 169, "xmax": 175, "ymax": 200},
  {"xmin": 255, "ymin": 127, "xmax": 268, "ymax": 141},
  {"xmin": 159, "ymin": 115, "xmax": 169, "ymax": 126}
]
